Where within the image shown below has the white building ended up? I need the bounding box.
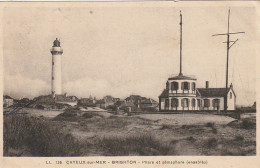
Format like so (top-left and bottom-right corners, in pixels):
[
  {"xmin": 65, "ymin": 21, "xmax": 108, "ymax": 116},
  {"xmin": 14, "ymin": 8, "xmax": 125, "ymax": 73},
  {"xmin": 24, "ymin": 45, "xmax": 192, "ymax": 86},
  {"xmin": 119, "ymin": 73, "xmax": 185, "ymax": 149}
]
[
  {"xmin": 51, "ymin": 38, "xmax": 63, "ymax": 95},
  {"xmin": 159, "ymin": 80, "xmax": 236, "ymax": 112},
  {"xmin": 159, "ymin": 75, "xmax": 198, "ymax": 111},
  {"xmin": 197, "ymin": 82, "xmax": 236, "ymax": 111},
  {"xmin": 158, "ymin": 12, "xmax": 236, "ymax": 112},
  {"xmin": 3, "ymin": 95, "xmax": 14, "ymax": 107},
  {"xmin": 50, "ymin": 38, "xmax": 78, "ymax": 106}
]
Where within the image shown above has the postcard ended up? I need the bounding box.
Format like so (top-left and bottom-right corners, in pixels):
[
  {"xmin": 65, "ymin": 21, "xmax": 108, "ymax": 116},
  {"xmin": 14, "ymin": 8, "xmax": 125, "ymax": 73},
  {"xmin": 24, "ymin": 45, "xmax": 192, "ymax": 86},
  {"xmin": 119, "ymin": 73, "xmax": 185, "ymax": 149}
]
[{"xmin": 0, "ymin": 1, "xmax": 259, "ymax": 168}]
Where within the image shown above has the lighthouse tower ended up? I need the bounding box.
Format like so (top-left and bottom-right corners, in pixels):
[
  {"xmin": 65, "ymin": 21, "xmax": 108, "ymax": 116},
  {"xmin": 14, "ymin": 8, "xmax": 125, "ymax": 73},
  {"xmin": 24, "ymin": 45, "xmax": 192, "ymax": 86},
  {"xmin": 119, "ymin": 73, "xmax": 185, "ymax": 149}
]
[{"xmin": 51, "ymin": 38, "xmax": 63, "ymax": 96}]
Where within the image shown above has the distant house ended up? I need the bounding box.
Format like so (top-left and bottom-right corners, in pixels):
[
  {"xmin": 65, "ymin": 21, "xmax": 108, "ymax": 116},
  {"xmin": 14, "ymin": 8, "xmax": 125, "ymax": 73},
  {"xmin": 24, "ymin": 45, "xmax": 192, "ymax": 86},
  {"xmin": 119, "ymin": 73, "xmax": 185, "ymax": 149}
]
[
  {"xmin": 139, "ymin": 98, "xmax": 158, "ymax": 109},
  {"xmin": 33, "ymin": 95, "xmax": 55, "ymax": 105},
  {"xmin": 125, "ymin": 95, "xmax": 143, "ymax": 108},
  {"xmin": 125, "ymin": 95, "xmax": 158, "ymax": 111},
  {"xmin": 95, "ymin": 95, "xmax": 119, "ymax": 109},
  {"xmin": 116, "ymin": 100, "xmax": 137, "ymax": 112},
  {"xmin": 3, "ymin": 95, "xmax": 14, "ymax": 107},
  {"xmin": 252, "ymin": 102, "xmax": 256, "ymax": 109},
  {"xmin": 54, "ymin": 94, "xmax": 78, "ymax": 106},
  {"xmin": 78, "ymin": 96, "xmax": 96, "ymax": 107}
]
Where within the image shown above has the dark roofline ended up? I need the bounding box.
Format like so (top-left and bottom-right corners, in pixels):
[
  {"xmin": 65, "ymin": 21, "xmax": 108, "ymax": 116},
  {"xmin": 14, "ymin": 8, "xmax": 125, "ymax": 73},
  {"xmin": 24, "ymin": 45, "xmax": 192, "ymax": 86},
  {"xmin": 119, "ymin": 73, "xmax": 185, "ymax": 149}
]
[
  {"xmin": 168, "ymin": 74, "xmax": 197, "ymax": 80},
  {"xmin": 4, "ymin": 95, "xmax": 13, "ymax": 99},
  {"xmin": 197, "ymin": 87, "xmax": 236, "ymax": 98}
]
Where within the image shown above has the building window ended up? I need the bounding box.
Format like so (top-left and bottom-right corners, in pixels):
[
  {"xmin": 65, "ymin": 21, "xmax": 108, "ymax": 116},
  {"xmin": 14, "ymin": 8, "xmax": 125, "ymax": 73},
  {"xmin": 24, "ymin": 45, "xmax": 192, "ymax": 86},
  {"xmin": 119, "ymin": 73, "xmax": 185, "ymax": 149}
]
[
  {"xmin": 171, "ymin": 82, "xmax": 179, "ymax": 90},
  {"xmin": 166, "ymin": 81, "xmax": 169, "ymax": 90},
  {"xmin": 204, "ymin": 99, "xmax": 210, "ymax": 107},
  {"xmin": 230, "ymin": 92, "xmax": 232, "ymax": 99},
  {"xmin": 213, "ymin": 99, "xmax": 220, "ymax": 108},
  {"xmin": 197, "ymin": 99, "xmax": 201, "ymax": 107},
  {"xmin": 192, "ymin": 98, "xmax": 196, "ymax": 107},
  {"xmin": 171, "ymin": 98, "xmax": 178, "ymax": 107},
  {"xmin": 182, "ymin": 82, "xmax": 190, "ymax": 90},
  {"xmin": 165, "ymin": 99, "xmax": 169, "ymax": 109},
  {"xmin": 192, "ymin": 82, "xmax": 196, "ymax": 91},
  {"xmin": 181, "ymin": 98, "xmax": 189, "ymax": 107}
]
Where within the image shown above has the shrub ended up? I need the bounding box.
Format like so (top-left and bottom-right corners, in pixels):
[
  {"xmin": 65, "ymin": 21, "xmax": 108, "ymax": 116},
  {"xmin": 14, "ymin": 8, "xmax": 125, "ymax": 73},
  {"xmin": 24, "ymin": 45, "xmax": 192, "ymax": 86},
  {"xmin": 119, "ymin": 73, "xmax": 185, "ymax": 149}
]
[
  {"xmin": 186, "ymin": 136, "xmax": 196, "ymax": 142},
  {"xmin": 205, "ymin": 122, "xmax": 215, "ymax": 128},
  {"xmin": 95, "ymin": 134, "xmax": 171, "ymax": 156},
  {"xmin": 94, "ymin": 118, "xmax": 130, "ymax": 129},
  {"xmin": 82, "ymin": 112, "xmax": 95, "ymax": 119},
  {"xmin": 171, "ymin": 139, "xmax": 179, "ymax": 144},
  {"xmin": 212, "ymin": 127, "xmax": 218, "ymax": 134},
  {"xmin": 204, "ymin": 138, "xmax": 218, "ymax": 148},
  {"xmin": 4, "ymin": 115, "xmax": 83, "ymax": 156},
  {"xmin": 160, "ymin": 124, "xmax": 171, "ymax": 130},
  {"xmin": 234, "ymin": 135, "xmax": 244, "ymax": 141},
  {"xmin": 241, "ymin": 119, "xmax": 255, "ymax": 129}
]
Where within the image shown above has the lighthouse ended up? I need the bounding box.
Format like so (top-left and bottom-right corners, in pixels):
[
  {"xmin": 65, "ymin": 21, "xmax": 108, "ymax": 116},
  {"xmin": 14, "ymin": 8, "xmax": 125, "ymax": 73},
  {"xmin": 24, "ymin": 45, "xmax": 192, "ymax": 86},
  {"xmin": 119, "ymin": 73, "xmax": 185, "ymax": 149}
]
[{"xmin": 51, "ymin": 38, "xmax": 63, "ymax": 96}]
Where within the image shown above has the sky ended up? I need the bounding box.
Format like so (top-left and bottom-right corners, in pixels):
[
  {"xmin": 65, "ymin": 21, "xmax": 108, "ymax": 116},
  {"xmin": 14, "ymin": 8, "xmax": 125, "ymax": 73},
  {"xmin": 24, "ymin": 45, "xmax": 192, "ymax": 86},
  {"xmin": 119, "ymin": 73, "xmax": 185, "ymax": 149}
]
[{"xmin": 3, "ymin": 6, "xmax": 256, "ymax": 106}]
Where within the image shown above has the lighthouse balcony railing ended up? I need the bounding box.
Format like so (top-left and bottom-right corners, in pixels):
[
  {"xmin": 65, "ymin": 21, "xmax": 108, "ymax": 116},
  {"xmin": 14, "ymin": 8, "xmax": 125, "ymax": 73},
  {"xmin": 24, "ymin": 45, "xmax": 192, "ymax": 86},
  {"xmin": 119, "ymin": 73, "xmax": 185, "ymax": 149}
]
[{"xmin": 50, "ymin": 48, "xmax": 63, "ymax": 52}]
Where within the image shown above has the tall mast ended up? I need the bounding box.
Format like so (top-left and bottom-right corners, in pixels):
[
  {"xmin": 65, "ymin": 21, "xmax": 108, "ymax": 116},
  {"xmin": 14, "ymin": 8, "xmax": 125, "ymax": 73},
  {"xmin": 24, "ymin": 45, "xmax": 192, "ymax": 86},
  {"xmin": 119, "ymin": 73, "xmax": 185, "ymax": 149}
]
[
  {"xmin": 212, "ymin": 9, "xmax": 245, "ymax": 112},
  {"xmin": 225, "ymin": 9, "xmax": 230, "ymax": 111},
  {"xmin": 179, "ymin": 10, "xmax": 183, "ymax": 76}
]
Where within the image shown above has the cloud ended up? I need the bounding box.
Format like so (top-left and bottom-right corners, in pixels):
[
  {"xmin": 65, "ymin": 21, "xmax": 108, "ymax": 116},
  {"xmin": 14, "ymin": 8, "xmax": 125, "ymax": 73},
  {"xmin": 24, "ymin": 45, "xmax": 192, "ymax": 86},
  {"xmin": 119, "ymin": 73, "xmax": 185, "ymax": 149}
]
[
  {"xmin": 63, "ymin": 76, "xmax": 164, "ymax": 100},
  {"xmin": 4, "ymin": 73, "xmax": 255, "ymax": 106},
  {"xmin": 4, "ymin": 73, "xmax": 49, "ymax": 99}
]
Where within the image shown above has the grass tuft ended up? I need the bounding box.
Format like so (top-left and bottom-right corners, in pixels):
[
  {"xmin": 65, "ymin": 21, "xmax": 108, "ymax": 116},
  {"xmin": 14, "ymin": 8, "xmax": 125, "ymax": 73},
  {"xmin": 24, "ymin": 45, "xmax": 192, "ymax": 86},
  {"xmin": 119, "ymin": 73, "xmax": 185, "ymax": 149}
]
[
  {"xmin": 234, "ymin": 135, "xmax": 244, "ymax": 141},
  {"xmin": 4, "ymin": 115, "xmax": 82, "ymax": 156},
  {"xmin": 205, "ymin": 122, "xmax": 215, "ymax": 128},
  {"xmin": 241, "ymin": 119, "xmax": 255, "ymax": 129},
  {"xmin": 95, "ymin": 134, "xmax": 171, "ymax": 156},
  {"xmin": 186, "ymin": 136, "xmax": 196, "ymax": 142},
  {"xmin": 160, "ymin": 124, "xmax": 172, "ymax": 130},
  {"xmin": 204, "ymin": 138, "xmax": 218, "ymax": 148}
]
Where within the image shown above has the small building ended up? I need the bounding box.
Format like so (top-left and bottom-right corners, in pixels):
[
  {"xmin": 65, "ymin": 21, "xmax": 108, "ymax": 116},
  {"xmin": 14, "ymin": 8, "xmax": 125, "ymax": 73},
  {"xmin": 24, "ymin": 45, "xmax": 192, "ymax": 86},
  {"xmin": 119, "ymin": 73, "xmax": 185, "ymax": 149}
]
[
  {"xmin": 78, "ymin": 96, "xmax": 96, "ymax": 107},
  {"xmin": 95, "ymin": 95, "xmax": 119, "ymax": 109},
  {"xmin": 139, "ymin": 98, "xmax": 158, "ymax": 109},
  {"xmin": 125, "ymin": 95, "xmax": 158, "ymax": 111},
  {"xmin": 197, "ymin": 82, "xmax": 236, "ymax": 111},
  {"xmin": 3, "ymin": 95, "xmax": 14, "ymax": 107},
  {"xmin": 159, "ymin": 75, "xmax": 198, "ymax": 111},
  {"xmin": 54, "ymin": 94, "xmax": 78, "ymax": 106},
  {"xmin": 117, "ymin": 101, "xmax": 137, "ymax": 112},
  {"xmin": 158, "ymin": 12, "xmax": 236, "ymax": 112}
]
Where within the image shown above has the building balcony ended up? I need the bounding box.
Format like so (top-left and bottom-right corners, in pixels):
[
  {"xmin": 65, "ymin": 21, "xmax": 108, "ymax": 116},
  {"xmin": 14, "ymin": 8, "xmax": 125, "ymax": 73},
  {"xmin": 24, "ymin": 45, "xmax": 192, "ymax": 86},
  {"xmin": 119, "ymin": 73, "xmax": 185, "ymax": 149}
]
[{"xmin": 50, "ymin": 47, "xmax": 63, "ymax": 52}]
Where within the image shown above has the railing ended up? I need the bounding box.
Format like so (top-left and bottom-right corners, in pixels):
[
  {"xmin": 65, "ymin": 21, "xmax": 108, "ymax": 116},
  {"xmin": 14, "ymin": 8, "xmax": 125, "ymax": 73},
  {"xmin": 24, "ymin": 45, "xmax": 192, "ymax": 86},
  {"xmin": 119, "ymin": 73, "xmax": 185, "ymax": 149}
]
[{"xmin": 50, "ymin": 48, "xmax": 63, "ymax": 52}]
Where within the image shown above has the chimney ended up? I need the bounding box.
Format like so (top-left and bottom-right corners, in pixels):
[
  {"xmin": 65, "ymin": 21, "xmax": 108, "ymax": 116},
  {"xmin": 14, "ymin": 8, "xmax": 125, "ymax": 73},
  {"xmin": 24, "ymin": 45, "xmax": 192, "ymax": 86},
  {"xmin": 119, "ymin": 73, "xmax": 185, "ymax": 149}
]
[
  {"xmin": 230, "ymin": 83, "xmax": 233, "ymax": 89},
  {"xmin": 206, "ymin": 81, "xmax": 209, "ymax": 89}
]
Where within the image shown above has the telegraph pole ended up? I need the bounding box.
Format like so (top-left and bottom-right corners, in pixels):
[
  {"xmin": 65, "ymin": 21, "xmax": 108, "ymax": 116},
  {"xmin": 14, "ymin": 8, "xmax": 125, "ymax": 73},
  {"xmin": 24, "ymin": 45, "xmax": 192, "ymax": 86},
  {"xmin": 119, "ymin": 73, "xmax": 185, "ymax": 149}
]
[{"xmin": 212, "ymin": 9, "xmax": 245, "ymax": 112}]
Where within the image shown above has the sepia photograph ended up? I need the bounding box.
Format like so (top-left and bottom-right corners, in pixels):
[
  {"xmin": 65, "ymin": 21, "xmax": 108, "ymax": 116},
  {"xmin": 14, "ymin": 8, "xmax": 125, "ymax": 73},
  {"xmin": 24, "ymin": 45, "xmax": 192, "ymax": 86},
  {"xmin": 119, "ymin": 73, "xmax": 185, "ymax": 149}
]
[{"xmin": 1, "ymin": 1, "xmax": 257, "ymax": 161}]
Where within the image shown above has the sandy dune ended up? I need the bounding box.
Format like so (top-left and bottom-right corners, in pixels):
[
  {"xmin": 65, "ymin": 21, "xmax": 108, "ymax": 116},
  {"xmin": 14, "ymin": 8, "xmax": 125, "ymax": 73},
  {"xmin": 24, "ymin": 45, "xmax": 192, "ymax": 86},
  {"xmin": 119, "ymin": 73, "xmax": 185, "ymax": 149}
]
[{"xmin": 138, "ymin": 113, "xmax": 236, "ymax": 125}]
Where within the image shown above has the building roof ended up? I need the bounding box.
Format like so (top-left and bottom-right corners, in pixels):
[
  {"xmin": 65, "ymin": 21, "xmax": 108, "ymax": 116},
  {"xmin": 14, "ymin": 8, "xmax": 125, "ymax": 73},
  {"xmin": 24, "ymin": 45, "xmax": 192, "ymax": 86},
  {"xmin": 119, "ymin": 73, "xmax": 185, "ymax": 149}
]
[
  {"xmin": 3, "ymin": 95, "xmax": 13, "ymax": 99},
  {"xmin": 159, "ymin": 89, "xmax": 169, "ymax": 98},
  {"xmin": 53, "ymin": 38, "xmax": 61, "ymax": 47},
  {"xmin": 168, "ymin": 74, "xmax": 197, "ymax": 80},
  {"xmin": 140, "ymin": 98, "xmax": 158, "ymax": 104},
  {"xmin": 197, "ymin": 88, "xmax": 235, "ymax": 97},
  {"xmin": 119, "ymin": 101, "xmax": 136, "ymax": 107},
  {"xmin": 55, "ymin": 95, "xmax": 77, "ymax": 102}
]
